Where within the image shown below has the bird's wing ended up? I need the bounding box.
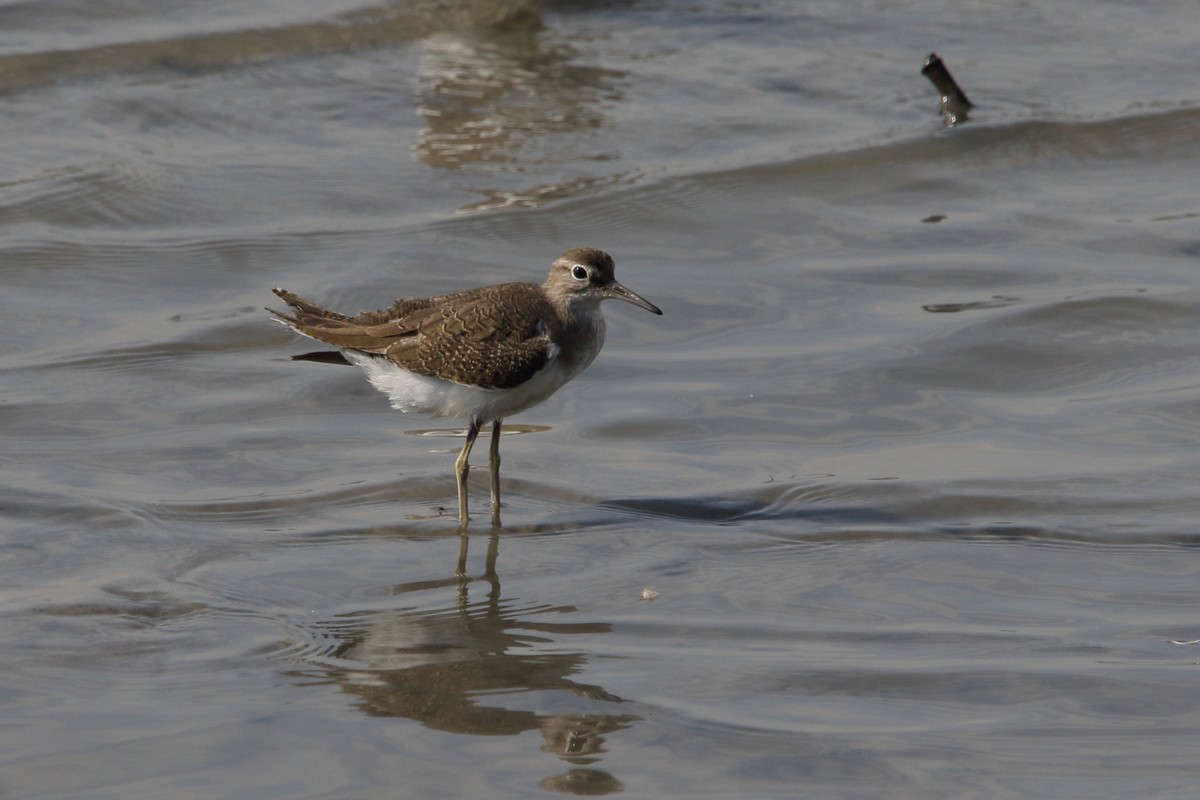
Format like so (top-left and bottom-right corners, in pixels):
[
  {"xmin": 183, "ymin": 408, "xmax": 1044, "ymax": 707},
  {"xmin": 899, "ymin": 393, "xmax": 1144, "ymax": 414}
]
[
  {"xmin": 399, "ymin": 284, "xmax": 557, "ymax": 389},
  {"xmin": 269, "ymin": 284, "xmax": 556, "ymax": 389}
]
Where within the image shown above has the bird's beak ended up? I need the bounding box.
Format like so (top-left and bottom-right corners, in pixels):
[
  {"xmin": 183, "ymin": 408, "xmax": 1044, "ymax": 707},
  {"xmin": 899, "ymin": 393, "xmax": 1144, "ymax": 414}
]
[{"xmin": 607, "ymin": 281, "xmax": 663, "ymax": 315}]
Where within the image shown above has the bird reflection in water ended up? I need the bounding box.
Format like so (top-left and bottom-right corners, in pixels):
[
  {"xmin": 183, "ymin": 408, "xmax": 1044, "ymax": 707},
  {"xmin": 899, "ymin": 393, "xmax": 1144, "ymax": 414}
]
[{"xmin": 292, "ymin": 531, "xmax": 639, "ymax": 796}]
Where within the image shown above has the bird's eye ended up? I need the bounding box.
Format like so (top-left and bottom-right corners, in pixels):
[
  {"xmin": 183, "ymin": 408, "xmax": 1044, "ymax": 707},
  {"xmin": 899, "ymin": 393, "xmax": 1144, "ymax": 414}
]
[{"xmin": 571, "ymin": 265, "xmax": 588, "ymax": 280}]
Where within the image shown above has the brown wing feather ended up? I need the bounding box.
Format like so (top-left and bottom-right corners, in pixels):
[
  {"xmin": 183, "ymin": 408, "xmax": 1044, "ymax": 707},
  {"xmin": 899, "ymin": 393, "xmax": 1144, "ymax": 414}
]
[
  {"xmin": 269, "ymin": 289, "xmax": 353, "ymax": 322},
  {"xmin": 269, "ymin": 287, "xmax": 422, "ymax": 352},
  {"xmin": 396, "ymin": 283, "xmax": 556, "ymax": 388},
  {"xmin": 269, "ymin": 282, "xmax": 557, "ymax": 389}
]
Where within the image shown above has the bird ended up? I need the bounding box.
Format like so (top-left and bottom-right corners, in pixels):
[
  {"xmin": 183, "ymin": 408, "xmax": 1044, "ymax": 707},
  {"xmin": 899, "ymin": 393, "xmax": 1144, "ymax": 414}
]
[{"xmin": 268, "ymin": 247, "xmax": 662, "ymax": 524}]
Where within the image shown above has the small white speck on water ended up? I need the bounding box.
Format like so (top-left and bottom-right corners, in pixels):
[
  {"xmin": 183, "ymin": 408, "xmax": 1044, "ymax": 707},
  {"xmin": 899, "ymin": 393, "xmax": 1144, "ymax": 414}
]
[
  {"xmin": 640, "ymin": 587, "xmax": 660, "ymax": 600},
  {"xmin": 1168, "ymin": 639, "xmax": 1200, "ymax": 645}
]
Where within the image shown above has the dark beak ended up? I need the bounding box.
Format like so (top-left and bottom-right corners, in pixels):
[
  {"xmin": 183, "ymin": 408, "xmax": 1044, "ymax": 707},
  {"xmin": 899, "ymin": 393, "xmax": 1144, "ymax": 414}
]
[{"xmin": 607, "ymin": 281, "xmax": 663, "ymax": 315}]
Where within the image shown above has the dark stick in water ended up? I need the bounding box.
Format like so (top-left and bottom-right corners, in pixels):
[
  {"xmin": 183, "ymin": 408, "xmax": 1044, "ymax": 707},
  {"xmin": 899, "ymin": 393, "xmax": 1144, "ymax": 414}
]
[{"xmin": 921, "ymin": 52, "xmax": 973, "ymax": 126}]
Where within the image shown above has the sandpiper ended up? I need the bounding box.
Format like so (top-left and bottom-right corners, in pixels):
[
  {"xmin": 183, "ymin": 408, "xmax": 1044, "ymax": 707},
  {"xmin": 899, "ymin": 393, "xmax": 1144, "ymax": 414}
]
[{"xmin": 268, "ymin": 247, "xmax": 662, "ymax": 524}]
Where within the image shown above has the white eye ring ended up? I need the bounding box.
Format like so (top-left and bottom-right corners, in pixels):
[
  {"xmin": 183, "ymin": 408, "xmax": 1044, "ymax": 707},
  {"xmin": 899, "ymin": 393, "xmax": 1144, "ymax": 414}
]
[{"xmin": 571, "ymin": 265, "xmax": 588, "ymax": 280}]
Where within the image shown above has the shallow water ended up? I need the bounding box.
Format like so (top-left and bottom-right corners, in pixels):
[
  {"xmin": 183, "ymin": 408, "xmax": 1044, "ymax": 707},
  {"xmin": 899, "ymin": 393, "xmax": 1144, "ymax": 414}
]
[{"xmin": 4, "ymin": 1, "xmax": 1200, "ymax": 798}]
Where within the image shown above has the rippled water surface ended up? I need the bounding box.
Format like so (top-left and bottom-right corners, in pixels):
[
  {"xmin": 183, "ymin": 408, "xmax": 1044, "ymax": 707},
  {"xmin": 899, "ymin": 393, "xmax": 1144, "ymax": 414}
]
[{"xmin": 4, "ymin": 1, "xmax": 1200, "ymax": 798}]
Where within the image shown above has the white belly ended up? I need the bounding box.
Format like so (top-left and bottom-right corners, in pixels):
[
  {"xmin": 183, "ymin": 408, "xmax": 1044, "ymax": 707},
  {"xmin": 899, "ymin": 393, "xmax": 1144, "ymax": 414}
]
[{"xmin": 344, "ymin": 347, "xmax": 583, "ymax": 423}]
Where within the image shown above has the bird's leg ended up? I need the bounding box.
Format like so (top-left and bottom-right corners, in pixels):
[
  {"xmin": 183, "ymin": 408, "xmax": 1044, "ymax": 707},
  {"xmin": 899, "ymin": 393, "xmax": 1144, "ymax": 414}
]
[
  {"xmin": 488, "ymin": 418, "xmax": 503, "ymax": 524},
  {"xmin": 455, "ymin": 419, "xmax": 482, "ymax": 525}
]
